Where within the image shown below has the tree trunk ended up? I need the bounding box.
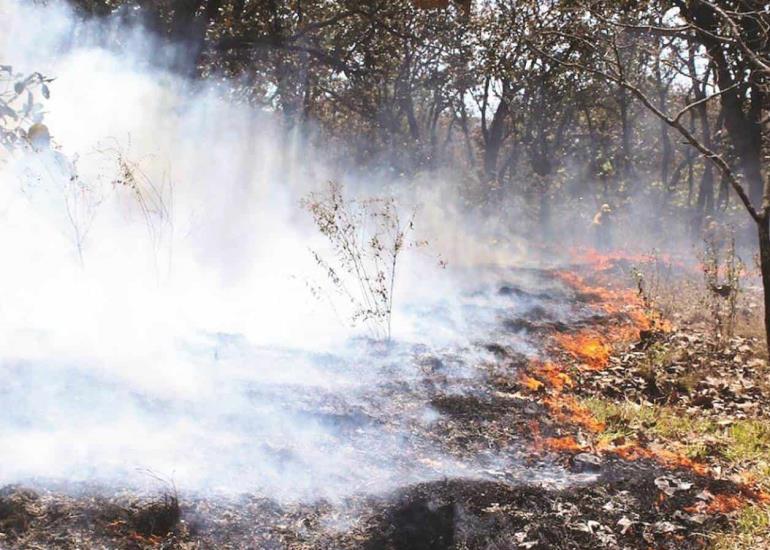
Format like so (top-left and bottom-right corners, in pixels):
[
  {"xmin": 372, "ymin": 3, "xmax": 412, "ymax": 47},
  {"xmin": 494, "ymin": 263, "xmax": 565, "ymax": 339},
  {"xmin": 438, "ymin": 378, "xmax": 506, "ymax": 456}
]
[
  {"xmin": 455, "ymin": 95, "xmax": 476, "ymax": 170},
  {"xmin": 618, "ymin": 85, "xmax": 633, "ymax": 179},
  {"xmin": 757, "ymin": 217, "xmax": 770, "ymax": 357},
  {"xmin": 687, "ymin": 2, "xmax": 765, "ymax": 208},
  {"xmin": 481, "ymin": 79, "xmax": 511, "ymax": 187}
]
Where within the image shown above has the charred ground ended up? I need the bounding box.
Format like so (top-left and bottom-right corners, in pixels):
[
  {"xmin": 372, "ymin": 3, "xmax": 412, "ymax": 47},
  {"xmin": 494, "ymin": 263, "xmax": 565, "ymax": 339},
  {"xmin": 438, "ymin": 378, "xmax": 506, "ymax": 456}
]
[{"xmin": 1, "ymin": 252, "xmax": 768, "ymax": 549}]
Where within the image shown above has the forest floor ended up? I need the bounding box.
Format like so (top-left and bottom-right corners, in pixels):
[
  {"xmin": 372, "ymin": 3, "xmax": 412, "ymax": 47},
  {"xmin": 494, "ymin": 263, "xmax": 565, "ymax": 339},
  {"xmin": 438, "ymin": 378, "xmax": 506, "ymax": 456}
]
[{"xmin": 1, "ymin": 250, "xmax": 769, "ymax": 549}]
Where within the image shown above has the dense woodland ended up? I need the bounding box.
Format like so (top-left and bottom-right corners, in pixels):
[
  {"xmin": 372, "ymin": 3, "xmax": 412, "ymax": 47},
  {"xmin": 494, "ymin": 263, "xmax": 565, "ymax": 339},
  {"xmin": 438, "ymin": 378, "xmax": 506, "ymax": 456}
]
[
  {"xmin": 59, "ymin": 0, "xmax": 770, "ymax": 348},
  {"xmin": 2, "ymin": 3, "xmax": 770, "ymax": 548},
  {"xmin": 61, "ymin": 1, "xmax": 766, "ymax": 234}
]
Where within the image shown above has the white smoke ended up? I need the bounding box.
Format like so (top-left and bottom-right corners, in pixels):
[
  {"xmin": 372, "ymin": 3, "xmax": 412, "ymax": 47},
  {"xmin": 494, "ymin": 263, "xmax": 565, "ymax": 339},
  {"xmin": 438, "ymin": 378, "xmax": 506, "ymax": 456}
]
[{"xmin": 0, "ymin": 0, "xmax": 574, "ymax": 501}]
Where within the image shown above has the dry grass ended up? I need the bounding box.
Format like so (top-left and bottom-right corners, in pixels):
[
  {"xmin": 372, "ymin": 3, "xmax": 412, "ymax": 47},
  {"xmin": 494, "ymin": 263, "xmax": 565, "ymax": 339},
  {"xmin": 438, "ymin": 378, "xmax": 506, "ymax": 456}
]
[
  {"xmin": 711, "ymin": 503, "xmax": 770, "ymax": 549},
  {"xmin": 581, "ymin": 398, "xmax": 770, "ymax": 548}
]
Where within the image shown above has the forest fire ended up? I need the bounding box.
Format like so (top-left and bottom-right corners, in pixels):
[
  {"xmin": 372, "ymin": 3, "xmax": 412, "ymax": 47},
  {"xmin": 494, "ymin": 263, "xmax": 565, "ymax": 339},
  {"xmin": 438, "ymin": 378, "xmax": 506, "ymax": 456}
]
[
  {"xmin": 543, "ymin": 394, "xmax": 606, "ymax": 433},
  {"xmin": 518, "ymin": 253, "xmax": 769, "ymax": 531},
  {"xmin": 553, "ymin": 332, "xmax": 611, "ymax": 370},
  {"xmin": 1, "ymin": 0, "xmax": 769, "ymax": 544},
  {"xmin": 540, "ymin": 436, "xmax": 585, "ymax": 453},
  {"xmin": 530, "ymin": 360, "xmax": 573, "ymax": 392}
]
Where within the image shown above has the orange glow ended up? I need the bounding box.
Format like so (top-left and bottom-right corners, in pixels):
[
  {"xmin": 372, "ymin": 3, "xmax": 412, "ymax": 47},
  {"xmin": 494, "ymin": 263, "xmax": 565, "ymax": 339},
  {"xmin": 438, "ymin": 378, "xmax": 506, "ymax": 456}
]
[
  {"xmin": 521, "ymin": 253, "xmax": 770, "ymax": 508},
  {"xmin": 568, "ymin": 248, "xmax": 658, "ymax": 273},
  {"xmin": 553, "ymin": 271, "xmax": 616, "ymax": 303},
  {"xmin": 541, "ymin": 436, "xmax": 585, "ymax": 453},
  {"xmin": 531, "ymin": 361, "xmax": 573, "ymax": 392},
  {"xmin": 554, "ymin": 332, "xmax": 611, "ymax": 370},
  {"xmin": 554, "ymin": 269, "xmax": 640, "ymax": 307},
  {"xmin": 520, "ymin": 375, "xmax": 544, "ymax": 392},
  {"xmin": 596, "ymin": 440, "xmax": 710, "ymax": 476},
  {"xmin": 706, "ymin": 494, "xmax": 744, "ymax": 514},
  {"xmin": 685, "ymin": 493, "xmax": 745, "ymax": 515},
  {"xmin": 544, "ymin": 394, "xmax": 606, "ymax": 433}
]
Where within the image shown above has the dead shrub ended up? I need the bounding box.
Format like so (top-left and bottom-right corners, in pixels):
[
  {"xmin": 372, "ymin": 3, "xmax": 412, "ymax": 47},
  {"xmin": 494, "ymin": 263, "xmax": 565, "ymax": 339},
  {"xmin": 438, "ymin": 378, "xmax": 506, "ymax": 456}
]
[
  {"xmin": 302, "ymin": 181, "xmax": 424, "ymax": 341},
  {"xmin": 699, "ymin": 224, "xmax": 742, "ymax": 347}
]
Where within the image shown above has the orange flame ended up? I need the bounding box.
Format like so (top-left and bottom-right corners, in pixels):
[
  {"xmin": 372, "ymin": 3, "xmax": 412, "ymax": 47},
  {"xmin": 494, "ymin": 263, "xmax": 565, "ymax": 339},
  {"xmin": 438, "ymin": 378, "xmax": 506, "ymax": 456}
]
[
  {"xmin": 531, "ymin": 361, "xmax": 573, "ymax": 392},
  {"xmin": 596, "ymin": 440, "xmax": 710, "ymax": 476},
  {"xmin": 569, "ymin": 248, "xmax": 655, "ymax": 273},
  {"xmin": 706, "ymin": 494, "xmax": 744, "ymax": 514},
  {"xmin": 541, "ymin": 436, "xmax": 585, "ymax": 453},
  {"xmin": 520, "ymin": 375, "xmax": 544, "ymax": 392},
  {"xmin": 544, "ymin": 394, "xmax": 606, "ymax": 433},
  {"xmin": 554, "ymin": 332, "xmax": 611, "ymax": 370}
]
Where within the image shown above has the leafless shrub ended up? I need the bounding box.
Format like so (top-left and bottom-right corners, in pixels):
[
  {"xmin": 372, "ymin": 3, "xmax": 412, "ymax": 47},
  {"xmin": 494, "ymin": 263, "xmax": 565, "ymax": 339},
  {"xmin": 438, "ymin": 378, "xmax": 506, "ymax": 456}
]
[
  {"xmin": 302, "ymin": 181, "xmax": 424, "ymax": 342},
  {"xmin": 699, "ymin": 224, "xmax": 742, "ymax": 347},
  {"xmin": 62, "ymin": 156, "xmax": 104, "ymax": 266},
  {"xmin": 99, "ymin": 142, "xmax": 175, "ymax": 276},
  {"xmin": 630, "ymin": 250, "xmax": 676, "ymax": 331},
  {"xmin": 102, "ymin": 470, "xmax": 181, "ymax": 539},
  {"xmin": 130, "ymin": 492, "xmax": 180, "ymax": 537}
]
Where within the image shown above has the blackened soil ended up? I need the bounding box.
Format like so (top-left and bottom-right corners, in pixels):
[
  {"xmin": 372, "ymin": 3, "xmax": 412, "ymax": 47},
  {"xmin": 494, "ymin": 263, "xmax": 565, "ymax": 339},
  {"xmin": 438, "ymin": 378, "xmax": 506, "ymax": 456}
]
[{"xmin": 357, "ymin": 459, "xmax": 733, "ymax": 550}]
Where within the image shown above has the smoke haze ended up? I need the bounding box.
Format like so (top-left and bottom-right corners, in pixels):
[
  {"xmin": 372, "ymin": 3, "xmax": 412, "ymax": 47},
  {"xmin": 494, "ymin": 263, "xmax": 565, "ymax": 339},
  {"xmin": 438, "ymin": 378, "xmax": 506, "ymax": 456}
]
[{"xmin": 0, "ymin": 0, "xmax": 583, "ymax": 501}]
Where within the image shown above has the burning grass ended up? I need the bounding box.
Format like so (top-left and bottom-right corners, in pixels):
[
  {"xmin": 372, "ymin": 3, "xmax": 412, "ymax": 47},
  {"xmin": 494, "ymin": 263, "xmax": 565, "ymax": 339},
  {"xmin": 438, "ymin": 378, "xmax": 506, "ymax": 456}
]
[
  {"xmin": 530, "ymin": 360, "xmax": 574, "ymax": 392},
  {"xmin": 540, "ymin": 436, "xmax": 585, "ymax": 453},
  {"xmin": 2, "ymin": 251, "xmax": 766, "ymax": 549},
  {"xmin": 519, "ymin": 374, "xmax": 544, "ymax": 392},
  {"xmin": 543, "ymin": 394, "xmax": 606, "ymax": 433},
  {"xmin": 517, "ymin": 250, "xmax": 770, "ymax": 546},
  {"xmin": 583, "ymin": 399, "xmax": 770, "ymax": 487},
  {"xmin": 569, "ymin": 248, "xmax": 657, "ymax": 273},
  {"xmin": 596, "ymin": 440, "xmax": 711, "ymax": 477},
  {"xmin": 553, "ymin": 331, "xmax": 611, "ymax": 370}
]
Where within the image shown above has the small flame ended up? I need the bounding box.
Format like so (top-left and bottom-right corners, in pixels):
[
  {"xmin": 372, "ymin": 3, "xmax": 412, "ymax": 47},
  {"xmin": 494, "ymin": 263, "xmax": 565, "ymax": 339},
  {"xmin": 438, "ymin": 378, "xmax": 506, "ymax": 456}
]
[
  {"xmin": 685, "ymin": 493, "xmax": 745, "ymax": 515},
  {"xmin": 531, "ymin": 361, "xmax": 573, "ymax": 392},
  {"xmin": 554, "ymin": 332, "xmax": 611, "ymax": 370},
  {"xmin": 524, "ymin": 253, "xmax": 767, "ymax": 522},
  {"xmin": 569, "ymin": 248, "xmax": 655, "ymax": 273},
  {"xmin": 520, "ymin": 375, "xmax": 544, "ymax": 392},
  {"xmin": 705, "ymin": 494, "xmax": 744, "ymax": 514},
  {"xmin": 544, "ymin": 394, "xmax": 605, "ymax": 433},
  {"xmin": 596, "ymin": 440, "xmax": 710, "ymax": 476},
  {"xmin": 541, "ymin": 436, "xmax": 584, "ymax": 453}
]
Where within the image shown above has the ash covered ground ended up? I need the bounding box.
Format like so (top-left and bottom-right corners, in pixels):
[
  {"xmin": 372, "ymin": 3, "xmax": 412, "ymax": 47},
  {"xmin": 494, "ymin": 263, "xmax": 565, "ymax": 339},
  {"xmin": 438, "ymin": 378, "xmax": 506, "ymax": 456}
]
[
  {"xmin": 1, "ymin": 259, "xmax": 756, "ymax": 549},
  {"xmin": 1, "ymin": 2, "xmax": 767, "ymax": 547}
]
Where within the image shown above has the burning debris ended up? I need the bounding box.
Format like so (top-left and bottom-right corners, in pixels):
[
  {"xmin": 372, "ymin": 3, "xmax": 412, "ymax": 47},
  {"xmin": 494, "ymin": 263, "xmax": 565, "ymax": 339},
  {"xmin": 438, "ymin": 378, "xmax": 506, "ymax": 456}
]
[
  {"xmin": 0, "ymin": 0, "xmax": 768, "ymax": 546},
  {"xmin": 2, "ymin": 252, "xmax": 765, "ymax": 548},
  {"xmin": 553, "ymin": 332, "xmax": 611, "ymax": 371}
]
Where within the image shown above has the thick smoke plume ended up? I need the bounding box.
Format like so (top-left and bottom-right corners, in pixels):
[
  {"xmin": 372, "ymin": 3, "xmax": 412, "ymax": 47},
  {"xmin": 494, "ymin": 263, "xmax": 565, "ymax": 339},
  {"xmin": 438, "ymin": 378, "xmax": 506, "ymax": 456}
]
[{"xmin": 0, "ymin": 0, "xmax": 573, "ymax": 501}]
